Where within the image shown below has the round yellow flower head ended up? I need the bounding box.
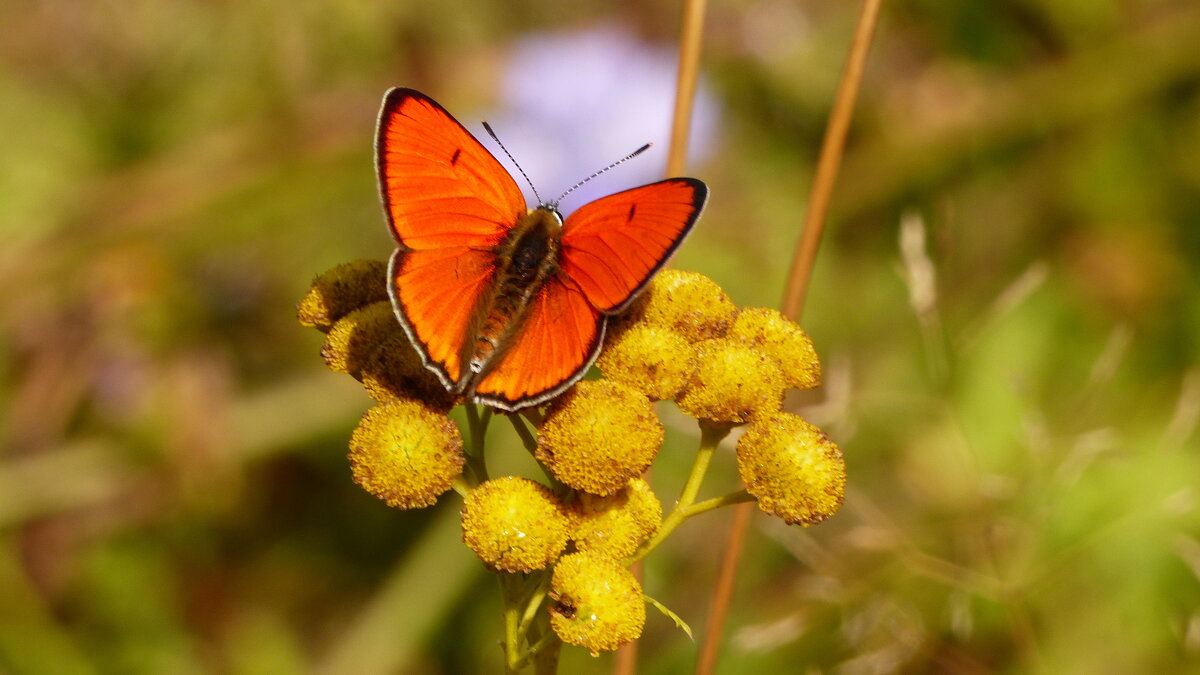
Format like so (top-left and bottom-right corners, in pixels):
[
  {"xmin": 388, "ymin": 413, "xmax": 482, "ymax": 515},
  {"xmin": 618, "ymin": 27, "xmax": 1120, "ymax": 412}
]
[
  {"xmin": 348, "ymin": 398, "xmax": 464, "ymax": 509},
  {"xmin": 360, "ymin": 333, "xmax": 459, "ymax": 410},
  {"xmin": 569, "ymin": 478, "xmax": 662, "ymax": 560},
  {"xmin": 675, "ymin": 338, "xmax": 786, "ymax": 425},
  {"xmin": 621, "ymin": 270, "xmax": 737, "ymax": 343},
  {"xmin": 297, "ymin": 259, "xmax": 389, "ymax": 331},
  {"xmin": 460, "ymin": 476, "xmax": 572, "ymax": 573},
  {"xmin": 321, "ymin": 301, "xmax": 403, "ymax": 377},
  {"xmin": 729, "ymin": 307, "xmax": 821, "ymax": 390},
  {"xmin": 736, "ymin": 413, "xmax": 846, "ymax": 525},
  {"xmin": 597, "ymin": 323, "xmax": 696, "ymax": 400},
  {"xmin": 549, "ymin": 551, "xmax": 646, "ymax": 655},
  {"xmin": 536, "ymin": 380, "xmax": 663, "ymax": 496}
]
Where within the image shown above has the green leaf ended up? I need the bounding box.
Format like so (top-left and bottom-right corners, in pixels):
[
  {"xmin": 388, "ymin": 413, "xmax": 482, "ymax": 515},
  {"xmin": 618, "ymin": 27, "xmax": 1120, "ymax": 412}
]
[{"xmin": 644, "ymin": 595, "xmax": 693, "ymax": 640}]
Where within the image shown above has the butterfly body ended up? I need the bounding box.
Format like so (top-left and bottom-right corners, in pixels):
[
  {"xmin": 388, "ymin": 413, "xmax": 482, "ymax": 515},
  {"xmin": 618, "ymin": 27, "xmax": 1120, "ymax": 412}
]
[
  {"xmin": 376, "ymin": 88, "xmax": 707, "ymax": 411},
  {"xmin": 462, "ymin": 206, "xmax": 563, "ymax": 389}
]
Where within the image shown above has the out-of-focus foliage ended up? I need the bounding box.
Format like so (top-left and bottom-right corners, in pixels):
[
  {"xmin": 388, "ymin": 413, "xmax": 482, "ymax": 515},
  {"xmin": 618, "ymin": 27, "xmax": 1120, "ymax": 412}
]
[{"xmin": 1, "ymin": 0, "xmax": 1198, "ymax": 673}]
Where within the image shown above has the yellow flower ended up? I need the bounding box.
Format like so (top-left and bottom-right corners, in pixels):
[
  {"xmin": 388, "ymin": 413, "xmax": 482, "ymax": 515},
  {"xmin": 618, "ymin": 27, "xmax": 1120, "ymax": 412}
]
[
  {"xmin": 461, "ymin": 477, "xmax": 572, "ymax": 572},
  {"xmin": 728, "ymin": 308, "xmax": 821, "ymax": 390},
  {"xmin": 321, "ymin": 301, "xmax": 403, "ymax": 377},
  {"xmin": 619, "ymin": 270, "xmax": 737, "ymax": 343},
  {"xmin": 675, "ymin": 338, "xmax": 786, "ymax": 425},
  {"xmin": 297, "ymin": 259, "xmax": 389, "ymax": 331},
  {"xmin": 549, "ymin": 551, "xmax": 646, "ymax": 655},
  {"xmin": 360, "ymin": 333, "xmax": 458, "ymax": 410},
  {"xmin": 598, "ymin": 323, "xmax": 696, "ymax": 401},
  {"xmin": 537, "ymin": 380, "xmax": 663, "ymax": 496},
  {"xmin": 348, "ymin": 398, "xmax": 464, "ymax": 509},
  {"xmin": 736, "ymin": 413, "xmax": 845, "ymax": 525},
  {"xmin": 569, "ymin": 479, "xmax": 662, "ymax": 560}
]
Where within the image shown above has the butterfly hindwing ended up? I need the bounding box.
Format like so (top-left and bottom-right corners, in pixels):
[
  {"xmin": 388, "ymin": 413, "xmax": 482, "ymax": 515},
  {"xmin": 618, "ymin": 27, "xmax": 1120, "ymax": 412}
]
[
  {"xmin": 472, "ymin": 275, "xmax": 604, "ymax": 410},
  {"xmin": 376, "ymin": 88, "xmax": 526, "ymax": 249},
  {"xmin": 388, "ymin": 247, "xmax": 496, "ymax": 386},
  {"xmin": 559, "ymin": 178, "xmax": 707, "ymax": 313}
]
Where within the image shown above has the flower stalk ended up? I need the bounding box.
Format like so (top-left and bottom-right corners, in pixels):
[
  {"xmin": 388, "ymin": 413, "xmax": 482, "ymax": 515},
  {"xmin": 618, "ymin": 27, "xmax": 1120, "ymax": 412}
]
[
  {"xmin": 628, "ymin": 422, "xmax": 729, "ymax": 564},
  {"xmin": 464, "ymin": 402, "xmax": 491, "ymax": 484}
]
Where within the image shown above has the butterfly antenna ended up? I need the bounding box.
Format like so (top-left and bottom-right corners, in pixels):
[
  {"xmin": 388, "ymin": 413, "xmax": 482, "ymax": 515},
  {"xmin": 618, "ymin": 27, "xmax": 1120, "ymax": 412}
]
[
  {"xmin": 552, "ymin": 142, "xmax": 652, "ymax": 207},
  {"xmin": 482, "ymin": 121, "xmax": 543, "ymax": 205}
]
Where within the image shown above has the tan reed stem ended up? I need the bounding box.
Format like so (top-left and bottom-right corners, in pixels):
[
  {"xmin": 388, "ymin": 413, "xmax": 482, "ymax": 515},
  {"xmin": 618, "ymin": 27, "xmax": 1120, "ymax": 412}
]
[
  {"xmin": 665, "ymin": 0, "xmax": 708, "ymax": 178},
  {"xmin": 695, "ymin": 1, "xmax": 884, "ymax": 673},
  {"xmin": 611, "ymin": 560, "xmax": 642, "ymax": 675},
  {"xmin": 614, "ymin": 3, "xmax": 709, "ymax": 674},
  {"xmin": 781, "ymin": 0, "xmax": 884, "ymax": 319},
  {"xmin": 694, "ymin": 500, "xmax": 752, "ymax": 674}
]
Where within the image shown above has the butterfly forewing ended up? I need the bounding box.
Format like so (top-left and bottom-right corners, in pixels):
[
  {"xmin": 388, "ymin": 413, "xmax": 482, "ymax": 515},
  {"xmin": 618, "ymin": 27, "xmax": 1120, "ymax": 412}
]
[
  {"xmin": 560, "ymin": 178, "xmax": 707, "ymax": 313},
  {"xmin": 376, "ymin": 88, "xmax": 526, "ymax": 249}
]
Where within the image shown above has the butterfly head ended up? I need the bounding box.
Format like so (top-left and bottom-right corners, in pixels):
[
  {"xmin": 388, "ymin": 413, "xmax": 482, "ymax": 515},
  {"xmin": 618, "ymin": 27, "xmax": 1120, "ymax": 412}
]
[{"xmin": 534, "ymin": 202, "xmax": 564, "ymax": 223}]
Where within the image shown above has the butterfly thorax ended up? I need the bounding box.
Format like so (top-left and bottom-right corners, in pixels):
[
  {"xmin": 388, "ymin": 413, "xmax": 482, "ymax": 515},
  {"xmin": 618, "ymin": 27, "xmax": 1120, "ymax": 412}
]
[{"xmin": 461, "ymin": 206, "xmax": 564, "ymax": 387}]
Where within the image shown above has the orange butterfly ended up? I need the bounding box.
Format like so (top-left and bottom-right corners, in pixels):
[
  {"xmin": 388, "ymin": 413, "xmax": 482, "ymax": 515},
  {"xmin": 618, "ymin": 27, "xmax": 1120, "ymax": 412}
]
[{"xmin": 376, "ymin": 88, "xmax": 707, "ymax": 411}]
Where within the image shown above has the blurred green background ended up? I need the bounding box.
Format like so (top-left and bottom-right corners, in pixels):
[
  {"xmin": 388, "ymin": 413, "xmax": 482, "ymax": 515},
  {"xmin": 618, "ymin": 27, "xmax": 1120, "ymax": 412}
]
[{"xmin": 2, "ymin": 1, "xmax": 1199, "ymax": 673}]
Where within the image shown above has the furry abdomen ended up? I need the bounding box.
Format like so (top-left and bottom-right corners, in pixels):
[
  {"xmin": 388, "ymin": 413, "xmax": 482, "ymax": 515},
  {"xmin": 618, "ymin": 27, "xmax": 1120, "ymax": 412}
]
[{"xmin": 459, "ymin": 207, "xmax": 563, "ymax": 389}]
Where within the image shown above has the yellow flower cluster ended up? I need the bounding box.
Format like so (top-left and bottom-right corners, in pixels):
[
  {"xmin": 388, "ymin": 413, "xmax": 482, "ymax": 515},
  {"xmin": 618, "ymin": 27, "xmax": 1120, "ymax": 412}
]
[
  {"xmin": 569, "ymin": 479, "xmax": 661, "ymax": 559},
  {"xmin": 737, "ymin": 413, "xmax": 845, "ymax": 525},
  {"xmin": 460, "ymin": 477, "xmax": 573, "ymax": 572},
  {"xmin": 549, "ymin": 551, "xmax": 646, "ymax": 656},
  {"xmin": 457, "ymin": 475, "xmax": 663, "ymax": 576},
  {"xmin": 600, "ymin": 270, "xmax": 821, "ymax": 425},
  {"xmin": 298, "ymin": 261, "xmax": 463, "ymax": 510},
  {"xmin": 297, "ymin": 259, "xmax": 390, "ymax": 330},
  {"xmin": 298, "ymin": 260, "xmax": 846, "ymax": 658},
  {"xmin": 600, "ymin": 269, "xmax": 845, "ymax": 527},
  {"xmin": 349, "ymin": 398, "xmax": 464, "ymax": 509},
  {"xmin": 537, "ymin": 380, "xmax": 663, "ymax": 496}
]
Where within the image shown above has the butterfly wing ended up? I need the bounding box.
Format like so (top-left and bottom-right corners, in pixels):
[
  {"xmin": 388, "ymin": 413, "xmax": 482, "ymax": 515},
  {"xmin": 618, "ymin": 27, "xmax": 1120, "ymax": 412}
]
[
  {"xmin": 376, "ymin": 88, "xmax": 527, "ymax": 386},
  {"xmin": 559, "ymin": 178, "xmax": 707, "ymax": 313},
  {"xmin": 387, "ymin": 247, "xmax": 495, "ymax": 387},
  {"xmin": 472, "ymin": 275, "xmax": 603, "ymax": 411},
  {"xmin": 377, "ymin": 88, "xmax": 526, "ymax": 249},
  {"xmin": 472, "ymin": 178, "xmax": 707, "ymax": 410}
]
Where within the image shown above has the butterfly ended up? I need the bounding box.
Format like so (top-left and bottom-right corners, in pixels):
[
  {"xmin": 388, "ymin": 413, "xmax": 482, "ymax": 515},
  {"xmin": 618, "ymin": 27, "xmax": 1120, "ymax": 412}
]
[{"xmin": 375, "ymin": 88, "xmax": 707, "ymax": 411}]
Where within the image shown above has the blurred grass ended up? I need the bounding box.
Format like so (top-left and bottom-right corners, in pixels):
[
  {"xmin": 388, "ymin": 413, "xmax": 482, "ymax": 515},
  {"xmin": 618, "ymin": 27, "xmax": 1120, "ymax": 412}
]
[{"xmin": 2, "ymin": 0, "xmax": 1199, "ymax": 673}]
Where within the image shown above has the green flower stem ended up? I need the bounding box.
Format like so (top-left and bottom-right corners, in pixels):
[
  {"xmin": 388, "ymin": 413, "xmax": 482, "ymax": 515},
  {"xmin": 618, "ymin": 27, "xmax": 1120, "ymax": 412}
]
[
  {"xmin": 532, "ymin": 637, "xmax": 561, "ymax": 675},
  {"xmin": 507, "ymin": 414, "xmax": 571, "ymax": 497},
  {"xmin": 515, "ymin": 629, "xmax": 560, "ymax": 672},
  {"xmin": 517, "ymin": 573, "xmax": 550, "ymax": 639},
  {"xmin": 464, "ymin": 403, "xmax": 490, "ymax": 484},
  {"xmin": 451, "ymin": 475, "xmax": 471, "ymax": 497},
  {"xmin": 683, "ymin": 489, "xmax": 755, "ymax": 517},
  {"xmin": 629, "ymin": 422, "xmax": 731, "ymax": 563},
  {"xmin": 499, "ymin": 573, "xmax": 523, "ymax": 674},
  {"xmin": 508, "ymin": 413, "xmax": 539, "ymax": 455}
]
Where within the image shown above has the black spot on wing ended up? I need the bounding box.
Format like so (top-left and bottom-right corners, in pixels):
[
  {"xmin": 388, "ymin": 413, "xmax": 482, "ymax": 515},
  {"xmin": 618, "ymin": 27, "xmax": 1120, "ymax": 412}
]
[
  {"xmin": 450, "ymin": 148, "xmax": 462, "ymax": 166},
  {"xmin": 626, "ymin": 204, "xmax": 637, "ymax": 222}
]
